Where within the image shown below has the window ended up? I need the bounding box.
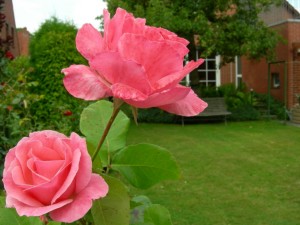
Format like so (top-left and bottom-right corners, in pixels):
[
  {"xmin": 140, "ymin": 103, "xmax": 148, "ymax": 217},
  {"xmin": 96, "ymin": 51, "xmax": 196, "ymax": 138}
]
[
  {"xmin": 197, "ymin": 56, "xmax": 217, "ymax": 87},
  {"xmin": 272, "ymin": 73, "xmax": 280, "ymax": 88}
]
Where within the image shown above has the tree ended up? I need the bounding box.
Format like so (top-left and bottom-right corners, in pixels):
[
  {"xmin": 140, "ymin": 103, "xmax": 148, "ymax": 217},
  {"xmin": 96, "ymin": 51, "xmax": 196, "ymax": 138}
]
[{"xmin": 104, "ymin": 0, "xmax": 283, "ymax": 64}]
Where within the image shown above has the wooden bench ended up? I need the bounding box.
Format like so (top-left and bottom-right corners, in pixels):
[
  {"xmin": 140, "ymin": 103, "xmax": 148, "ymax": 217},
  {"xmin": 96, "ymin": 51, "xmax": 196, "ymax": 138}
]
[{"xmin": 181, "ymin": 97, "xmax": 231, "ymax": 124}]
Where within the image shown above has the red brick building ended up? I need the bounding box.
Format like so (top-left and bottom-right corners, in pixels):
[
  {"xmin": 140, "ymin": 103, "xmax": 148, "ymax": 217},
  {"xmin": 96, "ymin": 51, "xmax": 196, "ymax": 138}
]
[
  {"xmin": 0, "ymin": 0, "xmax": 20, "ymax": 57},
  {"xmin": 17, "ymin": 27, "xmax": 30, "ymax": 56},
  {"xmin": 194, "ymin": 1, "xmax": 300, "ymax": 110},
  {"xmin": 239, "ymin": 1, "xmax": 300, "ymax": 109}
]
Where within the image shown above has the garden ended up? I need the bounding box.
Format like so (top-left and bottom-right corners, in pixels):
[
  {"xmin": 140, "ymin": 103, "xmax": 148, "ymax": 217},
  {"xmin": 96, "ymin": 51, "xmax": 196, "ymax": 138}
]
[{"xmin": 0, "ymin": 4, "xmax": 298, "ymax": 225}]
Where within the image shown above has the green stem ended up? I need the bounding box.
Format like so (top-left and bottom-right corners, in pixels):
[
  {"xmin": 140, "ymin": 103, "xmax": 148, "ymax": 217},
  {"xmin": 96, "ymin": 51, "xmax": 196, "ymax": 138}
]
[{"xmin": 92, "ymin": 100, "xmax": 123, "ymax": 161}]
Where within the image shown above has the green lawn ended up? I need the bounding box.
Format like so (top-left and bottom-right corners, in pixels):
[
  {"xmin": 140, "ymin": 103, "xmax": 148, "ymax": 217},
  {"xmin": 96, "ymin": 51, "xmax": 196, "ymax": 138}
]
[{"xmin": 126, "ymin": 121, "xmax": 300, "ymax": 225}]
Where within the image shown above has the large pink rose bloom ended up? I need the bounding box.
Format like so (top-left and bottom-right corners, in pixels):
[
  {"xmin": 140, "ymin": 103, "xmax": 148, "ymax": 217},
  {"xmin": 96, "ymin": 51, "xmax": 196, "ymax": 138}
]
[
  {"xmin": 62, "ymin": 8, "xmax": 207, "ymax": 116},
  {"xmin": 2, "ymin": 131, "xmax": 108, "ymax": 223}
]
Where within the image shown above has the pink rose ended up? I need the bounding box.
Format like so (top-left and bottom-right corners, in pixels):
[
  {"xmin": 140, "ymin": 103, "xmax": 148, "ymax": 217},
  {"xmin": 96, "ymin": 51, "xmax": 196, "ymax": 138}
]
[
  {"xmin": 2, "ymin": 130, "xmax": 108, "ymax": 223},
  {"xmin": 62, "ymin": 8, "xmax": 207, "ymax": 116}
]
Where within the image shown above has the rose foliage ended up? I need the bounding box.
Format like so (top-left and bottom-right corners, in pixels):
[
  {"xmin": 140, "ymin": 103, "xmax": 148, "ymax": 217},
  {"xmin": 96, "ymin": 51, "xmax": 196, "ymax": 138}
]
[{"xmin": 1, "ymin": 7, "xmax": 207, "ymax": 225}]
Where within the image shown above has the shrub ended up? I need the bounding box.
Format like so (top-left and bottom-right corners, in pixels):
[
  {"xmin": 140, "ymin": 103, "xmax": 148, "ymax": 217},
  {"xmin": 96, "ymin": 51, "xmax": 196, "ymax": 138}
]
[
  {"xmin": 0, "ymin": 56, "xmax": 39, "ymax": 151},
  {"xmin": 28, "ymin": 17, "xmax": 88, "ymax": 134}
]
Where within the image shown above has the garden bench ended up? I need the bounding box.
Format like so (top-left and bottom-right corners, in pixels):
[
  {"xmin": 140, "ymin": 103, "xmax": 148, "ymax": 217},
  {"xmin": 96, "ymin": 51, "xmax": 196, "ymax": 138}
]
[{"xmin": 181, "ymin": 97, "xmax": 231, "ymax": 124}]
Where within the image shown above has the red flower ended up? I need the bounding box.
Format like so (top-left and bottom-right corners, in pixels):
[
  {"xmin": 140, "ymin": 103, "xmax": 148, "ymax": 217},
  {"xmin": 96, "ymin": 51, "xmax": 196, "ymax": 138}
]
[
  {"xmin": 5, "ymin": 51, "xmax": 14, "ymax": 60},
  {"xmin": 6, "ymin": 105, "xmax": 13, "ymax": 111},
  {"xmin": 63, "ymin": 110, "xmax": 72, "ymax": 116}
]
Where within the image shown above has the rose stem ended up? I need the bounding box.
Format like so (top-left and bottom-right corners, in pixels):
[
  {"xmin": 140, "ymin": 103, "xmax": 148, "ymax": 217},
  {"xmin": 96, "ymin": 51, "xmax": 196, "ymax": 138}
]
[{"xmin": 91, "ymin": 99, "xmax": 123, "ymax": 162}]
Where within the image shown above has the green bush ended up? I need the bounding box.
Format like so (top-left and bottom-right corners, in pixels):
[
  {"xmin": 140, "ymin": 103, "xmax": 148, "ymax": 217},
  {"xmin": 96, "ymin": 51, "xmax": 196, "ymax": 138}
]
[
  {"xmin": 0, "ymin": 56, "xmax": 38, "ymax": 151},
  {"xmin": 130, "ymin": 107, "xmax": 176, "ymax": 123},
  {"xmin": 28, "ymin": 17, "xmax": 88, "ymax": 134},
  {"xmin": 253, "ymin": 93, "xmax": 286, "ymax": 120}
]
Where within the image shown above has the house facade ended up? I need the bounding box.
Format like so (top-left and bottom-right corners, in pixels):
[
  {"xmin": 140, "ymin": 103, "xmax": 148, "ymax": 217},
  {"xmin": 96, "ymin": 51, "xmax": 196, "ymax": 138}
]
[
  {"xmin": 0, "ymin": 0, "xmax": 20, "ymax": 57},
  {"xmin": 194, "ymin": 1, "xmax": 300, "ymax": 109}
]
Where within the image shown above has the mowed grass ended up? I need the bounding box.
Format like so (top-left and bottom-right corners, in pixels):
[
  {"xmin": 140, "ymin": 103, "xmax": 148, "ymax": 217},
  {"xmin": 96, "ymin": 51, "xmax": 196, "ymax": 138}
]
[{"xmin": 126, "ymin": 121, "xmax": 300, "ymax": 225}]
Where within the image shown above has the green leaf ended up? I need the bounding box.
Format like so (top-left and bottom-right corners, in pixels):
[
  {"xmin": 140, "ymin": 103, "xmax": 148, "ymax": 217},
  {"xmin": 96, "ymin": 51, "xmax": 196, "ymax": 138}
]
[
  {"xmin": 130, "ymin": 195, "xmax": 152, "ymax": 209},
  {"xmin": 0, "ymin": 208, "xmax": 42, "ymax": 225},
  {"xmin": 144, "ymin": 204, "xmax": 173, "ymax": 225},
  {"xmin": 91, "ymin": 175, "xmax": 130, "ymax": 225},
  {"xmin": 111, "ymin": 144, "xmax": 180, "ymax": 189},
  {"xmin": 80, "ymin": 100, "xmax": 130, "ymax": 165}
]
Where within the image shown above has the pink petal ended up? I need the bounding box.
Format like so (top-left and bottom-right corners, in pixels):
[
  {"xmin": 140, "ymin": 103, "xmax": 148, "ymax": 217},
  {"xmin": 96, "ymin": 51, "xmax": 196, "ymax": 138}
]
[
  {"xmin": 123, "ymin": 15, "xmax": 146, "ymax": 35},
  {"xmin": 69, "ymin": 133, "xmax": 92, "ymax": 193},
  {"xmin": 90, "ymin": 52, "xmax": 152, "ymax": 95},
  {"xmin": 104, "ymin": 8, "xmax": 127, "ymax": 51},
  {"xmin": 157, "ymin": 27, "xmax": 189, "ymax": 46},
  {"xmin": 24, "ymin": 163, "xmax": 72, "ymax": 205},
  {"xmin": 34, "ymin": 160, "xmax": 64, "ymax": 180},
  {"xmin": 51, "ymin": 149, "xmax": 82, "ymax": 204},
  {"xmin": 111, "ymin": 83, "xmax": 149, "ymax": 101},
  {"xmin": 144, "ymin": 26, "xmax": 189, "ymax": 57},
  {"xmin": 29, "ymin": 130, "xmax": 66, "ymax": 141},
  {"xmin": 154, "ymin": 59, "xmax": 205, "ymax": 90},
  {"xmin": 76, "ymin": 24, "xmax": 104, "ymax": 60},
  {"xmin": 118, "ymin": 34, "xmax": 183, "ymax": 86},
  {"xmin": 159, "ymin": 89, "xmax": 208, "ymax": 116},
  {"xmin": 4, "ymin": 173, "xmax": 46, "ymax": 207},
  {"xmin": 9, "ymin": 197, "xmax": 72, "ymax": 217},
  {"xmin": 62, "ymin": 65, "xmax": 111, "ymax": 100},
  {"xmin": 49, "ymin": 174, "xmax": 108, "ymax": 223},
  {"xmin": 125, "ymin": 85, "xmax": 190, "ymax": 108}
]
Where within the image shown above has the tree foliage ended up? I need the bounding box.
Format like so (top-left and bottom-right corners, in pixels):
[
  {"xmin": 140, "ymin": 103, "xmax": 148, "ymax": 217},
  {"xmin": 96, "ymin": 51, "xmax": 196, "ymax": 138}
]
[{"xmin": 104, "ymin": 0, "xmax": 283, "ymax": 63}]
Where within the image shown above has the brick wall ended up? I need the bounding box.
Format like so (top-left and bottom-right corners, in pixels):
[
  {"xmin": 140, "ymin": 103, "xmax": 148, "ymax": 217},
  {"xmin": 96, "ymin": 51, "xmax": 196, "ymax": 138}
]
[
  {"xmin": 17, "ymin": 28, "xmax": 30, "ymax": 56},
  {"xmin": 220, "ymin": 61, "xmax": 235, "ymax": 85},
  {"xmin": 0, "ymin": 0, "xmax": 20, "ymax": 57},
  {"xmin": 224, "ymin": 21, "xmax": 300, "ymax": 109}
]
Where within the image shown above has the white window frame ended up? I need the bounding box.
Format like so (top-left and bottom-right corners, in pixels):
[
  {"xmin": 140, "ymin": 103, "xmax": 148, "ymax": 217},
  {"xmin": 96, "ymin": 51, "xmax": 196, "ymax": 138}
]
[
  {"xmin": 235, "ymin": 56, "xmax": 242, "ymax": 88},
  {"xmin": 196, "ymin": 53, "xmax": 220, "ymax": 87}
]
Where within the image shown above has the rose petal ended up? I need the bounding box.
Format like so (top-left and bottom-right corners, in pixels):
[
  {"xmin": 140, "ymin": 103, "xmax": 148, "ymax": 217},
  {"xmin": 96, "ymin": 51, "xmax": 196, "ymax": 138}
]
[
  {"xmin": 9, "ymin": 197, "xmax": 73, "ymax": 217},
  {"xmin": 125, "ymin": 85, "xmax": 190, "ymax": 108},
  {"xmin": 76, "ymin": 23, "xmax": 104, "ymax": 60},
  {"xmin": 104, "ymin": 8, "xmax": 127, "ymax": 50},
  {"xmin": 69, "ymin": 133, "xmax": 92, "ymax": 193},
  {"xmin": 4, "ymin": 174, "xmax": 45, "ymax": 207},
  {"xmin": 144, "ymin": 26, "xmax": 189, "ymax": 57},
  {"xmin": 90, "ymin": 52, "xmax": 152, "ymax": 95},
  {"xmin": 159, "ymin": 89, "xmax": 208, "ymax": 116},
  {"xmin": 154, "ymin": 59, "xmax": 205, "ymax": 90},
  {"xmin": 24, "ymin": 162, "xmax": 72, "ymax": 205},
  {"xmin": 118, "ymin": 34, "xmax": 183, "ymax": 86},
  {"xmin": 51, "ymin": 148, "xmax": 82, "ymax": 204},
  {"xmin": 111, "ymin": 83, "xmax": 149, "ymax": 101},
  {"xmin": 34, "ymin": 160, "xmax": 64, "ymax": 180},
  {"xmin": 29, "ymin": 131, "xmax": 66, "ymax": 149},
  {"xmin": 50, "ymin": 174, "xmax": 108, "ymax": 223},
  {"xmin": 62, "ymin": 65, "xmax": 111, "ymax": 100}
]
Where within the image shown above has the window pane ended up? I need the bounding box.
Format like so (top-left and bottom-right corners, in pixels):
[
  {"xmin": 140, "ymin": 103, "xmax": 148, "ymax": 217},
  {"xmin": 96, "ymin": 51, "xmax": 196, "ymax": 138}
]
[
  {"xmin": 207, "ymin": 60, "xmax": 216, "ymax": 70},
  {"xmin": 271, "ymin": 73, "xmax": 280, "ymax": 88},
  {"xmin": 208, "ymin": 71, "xmax": 216, "ymax": 80},
  {"xmin": 199, "ymin": 71, "xmax": 206, "ymax": 81},
  {"xmin": 198, "ymin": 61, "xmax": 206, "ymax": 70},
  {"xmin": 237, "ymin": 56, "xmax": 242, "ymax": 74}
]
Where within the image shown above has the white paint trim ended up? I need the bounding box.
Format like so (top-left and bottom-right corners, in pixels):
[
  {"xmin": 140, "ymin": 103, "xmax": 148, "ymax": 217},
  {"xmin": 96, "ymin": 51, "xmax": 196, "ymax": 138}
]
[
  {"xmin": 235, "ymin": 56, "xmax": 242, "ymax": 87},
  {"xmin": 216, "ymin": 55, "xmax": 221, "ymax": 87}
]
